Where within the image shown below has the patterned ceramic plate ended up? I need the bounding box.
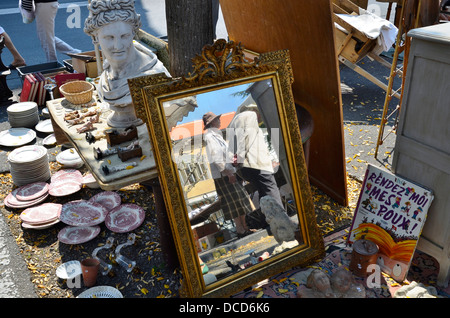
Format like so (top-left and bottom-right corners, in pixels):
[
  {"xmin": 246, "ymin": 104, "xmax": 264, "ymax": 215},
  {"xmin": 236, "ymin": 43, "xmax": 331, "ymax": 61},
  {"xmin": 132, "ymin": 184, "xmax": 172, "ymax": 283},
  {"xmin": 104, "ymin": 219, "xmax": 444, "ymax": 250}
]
[
  {"xmin": 60, "ymin": 200, "xmax": 108, "ymax": 226},
  {"xmin": 58, "ymin": 225, "xmax": 101, "ymax": 244},
  {"xmin": 48, "ymin": 179, "xmax": 82, "ymax": 197},
  {"xmin": 105, "ymin": 204, "xmax": 145, "ymax": 233},
  {"xmin": 15, "ymin": 182, "xmax": 49, "ymax": 201},
  {"xmin": 20, "ymin": 202, "xmax": 62, "ymax": 225},
  {"xmin": 4, "ymin": 188, "xmax": 49, "ymax": 209},
  {"xmin": 50, "ymin": 169, "xmax": 83, "ymax": 184},
  {"xmin": 89, "ymin": 191, "xmax": 121, "ymax": 211}
]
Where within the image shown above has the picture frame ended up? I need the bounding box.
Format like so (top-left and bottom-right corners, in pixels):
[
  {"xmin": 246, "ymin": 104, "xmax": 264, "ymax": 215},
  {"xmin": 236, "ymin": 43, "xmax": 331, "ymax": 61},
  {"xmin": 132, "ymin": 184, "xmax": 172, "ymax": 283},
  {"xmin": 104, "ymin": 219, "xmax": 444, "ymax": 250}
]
[{"xmin": 128, "ymin": 39, "xmax": 324, "ymax": 297}]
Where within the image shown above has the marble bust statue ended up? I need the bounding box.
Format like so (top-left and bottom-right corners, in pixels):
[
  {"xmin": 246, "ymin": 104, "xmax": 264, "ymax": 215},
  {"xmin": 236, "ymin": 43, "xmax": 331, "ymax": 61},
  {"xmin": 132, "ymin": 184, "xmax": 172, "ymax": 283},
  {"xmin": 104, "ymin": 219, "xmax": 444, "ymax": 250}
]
[{"xmin": 84, "ymin": 0, "xmax": 170, "ymax": 128}]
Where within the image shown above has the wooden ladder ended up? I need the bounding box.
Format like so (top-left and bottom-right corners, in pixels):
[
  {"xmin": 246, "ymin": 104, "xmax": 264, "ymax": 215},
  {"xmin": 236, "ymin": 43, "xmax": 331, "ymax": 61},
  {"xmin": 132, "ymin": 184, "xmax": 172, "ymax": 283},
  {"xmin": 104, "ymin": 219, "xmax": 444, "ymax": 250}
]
[{"xmin": 374, "ymin": 0, "xmax": 422, "ymax": 158}]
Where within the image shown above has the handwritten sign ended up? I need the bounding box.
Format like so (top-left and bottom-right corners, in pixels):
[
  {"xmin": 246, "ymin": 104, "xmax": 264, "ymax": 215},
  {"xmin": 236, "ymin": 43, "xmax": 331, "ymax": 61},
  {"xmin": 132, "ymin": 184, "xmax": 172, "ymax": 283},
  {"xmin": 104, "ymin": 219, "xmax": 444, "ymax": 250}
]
[{"xmin": 348, "ymin": 164, "xmax": 434, "ymax": 282}]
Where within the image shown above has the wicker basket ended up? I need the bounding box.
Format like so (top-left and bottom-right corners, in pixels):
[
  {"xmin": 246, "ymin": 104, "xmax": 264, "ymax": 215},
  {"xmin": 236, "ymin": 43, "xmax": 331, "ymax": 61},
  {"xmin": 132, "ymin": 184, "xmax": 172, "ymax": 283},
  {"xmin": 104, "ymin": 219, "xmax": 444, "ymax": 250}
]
[{"xmin": 59, "ymin": 80, "xmax": 94, "ymax": 105}]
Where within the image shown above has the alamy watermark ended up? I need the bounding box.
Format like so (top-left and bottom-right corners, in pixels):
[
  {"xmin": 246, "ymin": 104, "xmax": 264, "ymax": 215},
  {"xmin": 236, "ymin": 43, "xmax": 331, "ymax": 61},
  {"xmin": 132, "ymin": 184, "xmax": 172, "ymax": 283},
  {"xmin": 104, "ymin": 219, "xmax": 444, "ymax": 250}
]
[
  {"xmin": 66, "ymin": 4, "xmax": 82, "ymax": 29},
  {"xmin": 63, "ymin": 3, "xmax": 388, "ymax": 30}
]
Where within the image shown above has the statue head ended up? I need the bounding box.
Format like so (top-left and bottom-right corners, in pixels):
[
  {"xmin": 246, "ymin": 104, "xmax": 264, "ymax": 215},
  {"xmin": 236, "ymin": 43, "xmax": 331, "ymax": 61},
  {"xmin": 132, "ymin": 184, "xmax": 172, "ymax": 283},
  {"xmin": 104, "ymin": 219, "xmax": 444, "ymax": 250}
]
[
  {"xmin": 84, "ymin": 0, "xmax": 142, "ymax": 42},
  {"xmin": 84, "ymin": 0, "xmax": 142, "ymax": 67}
]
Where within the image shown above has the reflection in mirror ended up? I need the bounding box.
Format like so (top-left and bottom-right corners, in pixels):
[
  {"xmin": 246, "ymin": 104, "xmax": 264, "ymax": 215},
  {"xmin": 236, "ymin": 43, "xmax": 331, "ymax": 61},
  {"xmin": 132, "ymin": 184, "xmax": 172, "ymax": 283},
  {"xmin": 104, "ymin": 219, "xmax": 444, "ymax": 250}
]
[{"xmin": 163, "ymin": 78, "xmax": 304, "ymax": 285}]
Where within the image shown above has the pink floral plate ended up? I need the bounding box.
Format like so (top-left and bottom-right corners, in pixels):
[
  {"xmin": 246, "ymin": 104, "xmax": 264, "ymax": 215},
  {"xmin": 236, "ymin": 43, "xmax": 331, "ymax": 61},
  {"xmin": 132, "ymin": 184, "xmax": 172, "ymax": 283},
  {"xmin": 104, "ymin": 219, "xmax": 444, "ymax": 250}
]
[
  {"xmin": 48, "ymin": 179, "xmax": 82, "ymax": 197},
  {"xmin": 60, "ymin": 200, "xmax": 108, "ymax": 226},
  {"xmin": 4, "ymin": 188, "xmax": 49, "ymax": 209},
  {"xmin": 105, "ymin": 204, "xmax": 145, "ymax": 233},
  {"xmin": 58, "ymin": 225, "xmax": 101, "ymax": 245},
  {"xmin": 15, "ymin": 182, "xmax": 49, "ymax": 201},
  {"xmin": 88, "ymin": 191, "xmax": 121, "ymax": 211},
  {"xmin": 22, "ymin": 218, "xmax": 60, "ymax": 230},
  {"xmin": 50, "ymin": 169, "xmax": 83, "ymax": 184},
  {"xmin": 20, "ymin": 202, "xmax": 62, "ymax": 225}
]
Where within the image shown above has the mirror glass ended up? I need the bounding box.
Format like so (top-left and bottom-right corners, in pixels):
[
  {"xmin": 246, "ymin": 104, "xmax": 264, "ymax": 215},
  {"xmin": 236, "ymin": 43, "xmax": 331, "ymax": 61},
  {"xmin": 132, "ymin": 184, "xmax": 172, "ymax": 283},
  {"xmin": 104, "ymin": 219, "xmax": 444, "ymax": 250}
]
[{"xmin": 161, "ymin": 78, "xmax": 304, "ymax": 286}]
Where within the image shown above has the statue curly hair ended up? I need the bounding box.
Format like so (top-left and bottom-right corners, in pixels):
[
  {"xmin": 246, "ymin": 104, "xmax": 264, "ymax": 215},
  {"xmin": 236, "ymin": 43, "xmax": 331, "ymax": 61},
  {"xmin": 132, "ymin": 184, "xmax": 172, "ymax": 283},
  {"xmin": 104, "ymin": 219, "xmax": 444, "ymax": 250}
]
[{"xmin": 84, "ymin": 0, "xmax": 141, "ymax": 39}]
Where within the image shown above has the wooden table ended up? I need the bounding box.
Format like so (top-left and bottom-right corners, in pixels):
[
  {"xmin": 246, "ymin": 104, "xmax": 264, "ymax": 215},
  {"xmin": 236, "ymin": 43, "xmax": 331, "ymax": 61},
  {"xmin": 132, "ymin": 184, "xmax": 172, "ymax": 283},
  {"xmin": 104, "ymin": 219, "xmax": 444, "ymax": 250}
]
[{"xmin": 46, "ymin": 97, "xmax": 158, "ymax": 190}]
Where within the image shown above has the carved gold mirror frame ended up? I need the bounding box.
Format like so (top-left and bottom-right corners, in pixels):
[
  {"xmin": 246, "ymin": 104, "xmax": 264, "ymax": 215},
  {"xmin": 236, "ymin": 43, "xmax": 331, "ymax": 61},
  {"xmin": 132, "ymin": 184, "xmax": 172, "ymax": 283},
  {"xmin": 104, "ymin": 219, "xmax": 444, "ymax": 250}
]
[{"xmin": 129, "ymin": 40, "xmax": 324, "ymax": 297}]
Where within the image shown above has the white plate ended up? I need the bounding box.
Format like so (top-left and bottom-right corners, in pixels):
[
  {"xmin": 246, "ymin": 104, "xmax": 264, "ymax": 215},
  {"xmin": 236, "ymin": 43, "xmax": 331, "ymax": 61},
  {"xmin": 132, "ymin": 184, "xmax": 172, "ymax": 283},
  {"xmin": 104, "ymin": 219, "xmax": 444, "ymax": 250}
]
[
  {"xmin": 105, "ymin": 204, "xmax": 145, "ymax": 233},
  {"xmin": 58, "ymin": 225, "xmax": 101, "ymax": 244},
  {"xmin": 15, "ymin": 182, "xmax": 49, "ymax": 201},
  {"xmin": 60, "ymin": 200, "xmax": 108, "ymax": 226},
  {"xmin": 89, "ymin": 191, "xmax": 121, "ymax": 211},
  {"xmin": 0, "ymin": 128, "xmax": 36, "ymax": 147},
  {"xmin": 41, "ymin": 107, "xmax": 50, "ymax": 118},
  {"xmin": 35, "ymin": 119, "xmax": 54, "ymax": 134},
  {"xmin": 77, "ymin": 286, "xmax": 123, "ymax": 298},
  {"xmin": 8, "ymin": 145, "xmax": 47, "ymax": 163},
  {"xmin": 43, "ymin": 134, "xmax": 57, "ymax": 146},
  {"xmin": 20, "ymin": 203, "xmax": 61, "ymax": 225},
  {"xmin": 56, "ymin": 260, "xmax": 82, "ymax": 279}
]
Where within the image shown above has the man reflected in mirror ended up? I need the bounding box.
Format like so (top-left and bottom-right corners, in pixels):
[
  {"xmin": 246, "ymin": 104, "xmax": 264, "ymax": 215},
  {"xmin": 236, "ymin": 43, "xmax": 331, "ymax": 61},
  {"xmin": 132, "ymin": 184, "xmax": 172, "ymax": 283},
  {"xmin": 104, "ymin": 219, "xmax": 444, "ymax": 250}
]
[{"xmin": 227, "ymin": 104, "xmax": 283, "ymax": 208}]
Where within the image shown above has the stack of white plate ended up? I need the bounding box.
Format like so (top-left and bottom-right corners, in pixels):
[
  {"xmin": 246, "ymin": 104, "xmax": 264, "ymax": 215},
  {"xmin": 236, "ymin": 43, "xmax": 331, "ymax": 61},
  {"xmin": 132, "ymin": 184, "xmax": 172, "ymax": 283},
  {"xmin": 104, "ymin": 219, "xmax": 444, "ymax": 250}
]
[
  {"xmin": 7, "ymin": 102, "xmax": 40, "ymax": 128},
  {"xmin": 8, "ymin": 145, "xmax": 51, "ymax": 186}
]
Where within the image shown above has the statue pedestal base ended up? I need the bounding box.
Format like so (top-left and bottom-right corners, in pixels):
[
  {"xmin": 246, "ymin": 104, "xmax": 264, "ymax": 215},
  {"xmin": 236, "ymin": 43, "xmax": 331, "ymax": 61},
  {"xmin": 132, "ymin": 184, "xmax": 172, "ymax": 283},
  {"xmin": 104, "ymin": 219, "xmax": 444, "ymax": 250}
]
[{"xmin": 106, "ymin": 105, "xmax": 143, "ymax": 128}]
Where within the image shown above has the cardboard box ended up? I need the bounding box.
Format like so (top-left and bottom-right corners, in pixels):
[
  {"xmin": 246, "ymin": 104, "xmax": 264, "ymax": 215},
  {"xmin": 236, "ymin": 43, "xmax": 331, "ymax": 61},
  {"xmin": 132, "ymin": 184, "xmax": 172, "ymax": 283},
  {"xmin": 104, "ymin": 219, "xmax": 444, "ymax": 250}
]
[
  {"xmin": 192, "ymin": 222, "xmax": 219, "ymax": 253},
  {"xmin": 194, "ymin": 229, "xmax": 231, "ymax": 253},
  {"xmin": 198, "ymin": 234, "xmax": 216, "ymax": 252},
  {"xmin": 71, "ymin": 51, "xmax": 103, "ymax": 78}
]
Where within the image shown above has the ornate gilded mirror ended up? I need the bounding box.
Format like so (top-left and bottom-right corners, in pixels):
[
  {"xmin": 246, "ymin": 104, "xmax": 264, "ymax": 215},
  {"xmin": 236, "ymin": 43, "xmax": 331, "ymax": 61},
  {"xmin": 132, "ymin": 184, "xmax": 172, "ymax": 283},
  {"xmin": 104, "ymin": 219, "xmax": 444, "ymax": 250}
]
[{"xmin": 129, "ymin": 40, "xmax": 324, "ymax": 297}]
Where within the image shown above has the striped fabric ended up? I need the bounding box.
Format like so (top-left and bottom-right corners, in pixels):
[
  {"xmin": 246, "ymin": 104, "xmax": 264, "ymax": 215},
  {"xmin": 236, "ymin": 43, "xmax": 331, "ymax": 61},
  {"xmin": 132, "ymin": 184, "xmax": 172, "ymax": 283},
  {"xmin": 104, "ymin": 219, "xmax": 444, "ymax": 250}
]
[
  {"xmin": 21, "ymin": 0, "xmax": 33, "ymax": 11},
  {"xmin": 22, "ymin": 0, "xmax": 57, "ymax": 11}
]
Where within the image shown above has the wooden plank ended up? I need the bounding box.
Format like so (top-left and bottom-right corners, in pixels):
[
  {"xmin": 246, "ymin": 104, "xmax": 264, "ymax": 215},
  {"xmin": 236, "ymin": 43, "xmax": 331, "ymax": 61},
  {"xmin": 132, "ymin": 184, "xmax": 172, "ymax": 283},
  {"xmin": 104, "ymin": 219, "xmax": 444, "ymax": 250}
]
[
  {"xmin": 339, "ymin": 56, "xmax": 401, "ymax": 98},
  {"xmin": 219, "ymin": 0, "xmax": 348, "ymax": 205},
  {"xmin": 333, "ymin": 0, "xmax": 361, "ymax": 14}
]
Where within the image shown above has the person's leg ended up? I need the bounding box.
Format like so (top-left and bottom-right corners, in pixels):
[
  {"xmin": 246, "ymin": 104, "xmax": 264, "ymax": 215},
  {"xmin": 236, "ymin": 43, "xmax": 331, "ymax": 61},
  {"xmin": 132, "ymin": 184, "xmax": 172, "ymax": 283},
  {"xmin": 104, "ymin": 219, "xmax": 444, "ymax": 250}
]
[
  {"xmin": 54, "ymin": 36, "xmax": 81, "ymax": 55},
  {"xmin": 0, "ymin": 31, "xmax": 26, "ymax": 67},
  {"xmin": 240, "ymin": 167, "xmax": 283, "ymax": 207},
  {"xmin": 35, "ymin": 2, "xmax": 58, "ymax": 62},
  {"xmin": 256, "ymin": 172, "xmax": 283, "ymax": 207}
]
